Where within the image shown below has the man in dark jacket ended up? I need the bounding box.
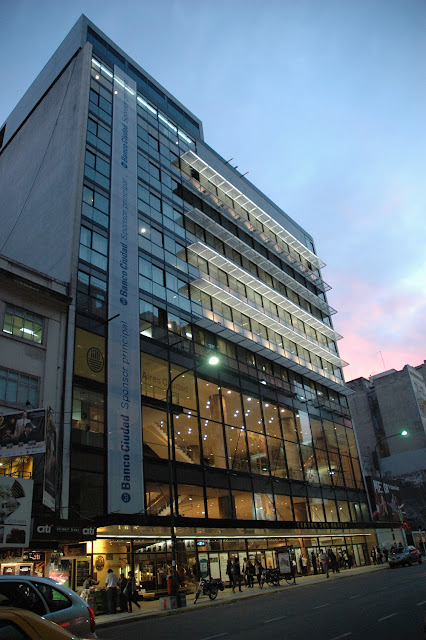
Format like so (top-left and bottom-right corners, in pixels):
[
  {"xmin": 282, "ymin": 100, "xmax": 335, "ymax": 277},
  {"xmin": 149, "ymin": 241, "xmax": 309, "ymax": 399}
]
[{"xmin": 231, "ymin": 557, "xmax": 242, "ymax": 593}]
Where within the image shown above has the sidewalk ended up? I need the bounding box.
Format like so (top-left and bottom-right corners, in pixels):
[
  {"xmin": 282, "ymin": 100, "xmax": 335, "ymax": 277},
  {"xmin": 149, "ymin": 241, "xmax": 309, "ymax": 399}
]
[{"xmin": 96, "ymin": 563, "xmax": 388, "ymax": 631}]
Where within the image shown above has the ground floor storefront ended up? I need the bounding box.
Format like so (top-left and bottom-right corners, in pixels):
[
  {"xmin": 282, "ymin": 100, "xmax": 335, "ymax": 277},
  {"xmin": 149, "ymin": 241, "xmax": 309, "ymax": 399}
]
[{"xmin": 70, "ymin": 524, "xmax": 375, "ymax": 597}]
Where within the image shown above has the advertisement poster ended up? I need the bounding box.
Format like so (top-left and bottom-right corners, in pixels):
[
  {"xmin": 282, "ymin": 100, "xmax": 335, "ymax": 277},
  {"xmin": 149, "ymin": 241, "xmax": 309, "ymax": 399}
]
[
  {"xmin": 278, "ymin": 552, "xmax": 291, "ymax": 573},
  {"xmin": 367, "ymin": 476, "xmax": 405, "ymax": 523},
  {"xmin": 42, "ymin": 410, "xmax": 57, "ymax": 511},
  {"xmin": 0, "ymin": 409, "xmax": 46, "ymax": 459},
  {"xmin": 0, "ymin": 477, "xmax": 34, "ymax": 548},
  {"xmin": 108, "ymin": 66, "xmax": 144, "ymax": 514}
]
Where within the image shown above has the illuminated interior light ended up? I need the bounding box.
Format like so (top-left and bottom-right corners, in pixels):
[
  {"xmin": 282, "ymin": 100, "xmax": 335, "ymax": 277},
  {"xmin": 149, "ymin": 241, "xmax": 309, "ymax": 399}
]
[
  {"xmin": 3, "ymin": 329, "xmax": 12, "ymax": 334},
  {"xmin": 95, "ymin": 74, "xmax": 100, "ymax": 80},
  {"xmin": 114, "ymin": 90, "xmax": 118, "ymax": 94},
  {"xmin": 264, "ymin": 403, "xmax": 269, "ymax": 407},
  {"xmin": 158, "ymin": 113, "xmax": 177, "ymax": 132},
  {"xmin": 137, "ymin": 95, "xmax": 157, "ymax": 115},
  {"xmin": 185, "ymin": 332, "xmax": 192, "ymax": 338},
  {"xmin": 91, "ymin": 59, "xmax": 101, "ymax": 67},
  {"xmin": 178, "ymin": 130, "xmax": 193, "ymax": 144},
  {"xmin": 101, "ymin": 66, "xmax": 113, "ymax": 78},
  {"xmin": 125, "ymin": 86, "xmax": 135, "ymax": 95},
  {"xmin": 20, "ymin": 328, "xmax": 35, "ymax": 335}
]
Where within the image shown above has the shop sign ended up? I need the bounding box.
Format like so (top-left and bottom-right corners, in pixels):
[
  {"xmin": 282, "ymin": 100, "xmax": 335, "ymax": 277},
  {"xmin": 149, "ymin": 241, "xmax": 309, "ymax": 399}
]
[
  {"xmin": 0, "ymin": 477, "xmax": 34, "ymax": 548},
  {"xmin": 32, "ymin": 521, "xmax": 97, "ymax": 541},
  {"xmin": 0, "ymin": 409, "xmax": 47, "ymax": 459},
  {"xmin": 23, "ymin": 551, "xmax": 45, "ymax": 561}
]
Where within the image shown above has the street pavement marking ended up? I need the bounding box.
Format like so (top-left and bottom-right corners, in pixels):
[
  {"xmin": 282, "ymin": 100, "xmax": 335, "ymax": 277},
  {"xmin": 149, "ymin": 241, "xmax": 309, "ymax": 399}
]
[
  {"xmin": 264, "ymin": 616, "xmax": 287, "ymax": 623},
  {"xmin": 378, "ymin": 613, "xmax": 398, "ymax": 622},
  {"xmin": 416, "ymin": 601, "xmax": 426, "ymax": 606},
  {"xmin": 349, "ymin": 594, "xmax": 360, "ymax": 598},
  {"xmin": 330, "ymin": 634, "xmax": 352, "ymax": 639},
  {"xmin": 314, "ymin": 604, "xmax": 330, "ymax": 609},
  {"xmin": 200, "ymin": 634, "xmax": 227, "ymax": 640}
]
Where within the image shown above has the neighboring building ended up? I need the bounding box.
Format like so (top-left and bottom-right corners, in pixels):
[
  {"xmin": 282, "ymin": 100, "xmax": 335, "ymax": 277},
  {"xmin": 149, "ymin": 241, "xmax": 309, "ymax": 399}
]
[
  {"xmin": 0, "ymin": 15, "xmax": 377, "ymax": 589},
  {"xmin": 0, "ymin": 256, "xmax": 70, "ymax": 560},
  {"xmin": 347, "ymin": 364, "xmax": 426, "ymax": 549}
]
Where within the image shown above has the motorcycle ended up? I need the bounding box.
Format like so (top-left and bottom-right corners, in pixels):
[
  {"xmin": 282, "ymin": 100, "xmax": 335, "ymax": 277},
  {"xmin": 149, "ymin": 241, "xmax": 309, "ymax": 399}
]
[
  {"xmin": 194, "ymin": 577, "xmax": 225, "ymax": 603},
  {"xmin": 259, "ymin": 567, "xmax": 280, "ymax": 588}
]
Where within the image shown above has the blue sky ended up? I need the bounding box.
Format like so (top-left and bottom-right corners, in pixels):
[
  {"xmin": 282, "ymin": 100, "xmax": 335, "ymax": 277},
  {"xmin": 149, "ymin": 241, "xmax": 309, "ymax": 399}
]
[{"xmin": 2, "ymin": 0, "xmax": 425, "ymax": 380}]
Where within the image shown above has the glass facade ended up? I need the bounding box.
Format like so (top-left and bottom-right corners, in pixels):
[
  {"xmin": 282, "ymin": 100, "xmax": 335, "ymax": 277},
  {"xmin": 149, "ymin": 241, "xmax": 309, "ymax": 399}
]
[{"xmin": 68, "ymin": 43, "xmax": 372, "ymax": 562}]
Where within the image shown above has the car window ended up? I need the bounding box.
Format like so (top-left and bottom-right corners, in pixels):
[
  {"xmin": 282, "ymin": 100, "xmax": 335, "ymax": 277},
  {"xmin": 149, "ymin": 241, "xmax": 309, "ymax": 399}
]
[
  {"xmin": 0, "ymin": 582, "xmax": 46, "ymax": 616},
  {"xmin": 0, "ymin": 620, "xmax": 31, "ymax": 640},
  {"xmin": 34, "ymin": 581, "xmax": 71, "ymax": 612}
]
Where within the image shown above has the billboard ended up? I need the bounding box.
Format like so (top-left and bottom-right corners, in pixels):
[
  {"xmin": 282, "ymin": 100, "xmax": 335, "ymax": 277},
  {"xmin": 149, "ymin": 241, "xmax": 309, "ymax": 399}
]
[
  {"xmin": 366, "ymin": 476, "xmax": 405, "ymax": 523},
  {"xmin": 0, "ymin": 409, "xmax": 47, "ymax": 459},
  {"xmin": 107, "ymin": 67, "xmax": 144, "ymax": 514},
  {"xmin": 42, "ymin": 410, "xmax": 58, "ymax": 511},
  {"xmin": 0, "ymin": 477, "xmax": 34, "ymax": 548}
]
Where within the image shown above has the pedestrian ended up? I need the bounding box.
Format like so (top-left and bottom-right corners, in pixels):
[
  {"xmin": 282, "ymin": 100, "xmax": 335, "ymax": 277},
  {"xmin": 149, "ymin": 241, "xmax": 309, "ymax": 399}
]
[
  {"xmin": 231, "ymin": 557, "xmax": 242, "ymax": 592},
  {"xmin": 377, "ymin": 548, "xmax": 383, "ymax": 564},
  {"xmin": 311, "ymin": 551, "xmax": 318, "ymax": 575},
  {"xmin": 343, "ymin": 550, "xmax": 349, "ymax": 569},
  {"xmin": 246, "ymin": 560, "xmax": 255, "ymax": 587},
  {"xmin": 254, "ymin": 559, "xmax": 263, "ymax": 587},
  {"xmin": 126, "ymin": 570, "xmax": 141, "ymax": 612},
  {"xmin": 105, "ymin": 568, "xmax": 119, "ymax": 614},
  {"xmin": 301, "ymin": 554, "xmax": 308, "ymax": 576},
  {"xmin": 242, "ymin": 557, "xmax": 248, "ymax": 586},
  {"xmin": 383, "ymin": 547, "xmax": 389, "ymax": 562},
  {"xmin": 397, "ymin": 542, "xmax": 404, "ymax": 553},
  {"xmin": 226, "ymin": 558, "xmax": 233, "ymax": 588},
  {"xmin": 82, "ymin": 574, "xmax": 99, "ymax": 590},
  {"xmin": 319, "ymin": 549, "xmax": 329, "ymax": 578},
  {"xmin": 119, "ymin": 574, "xmax": 128, "ymax": 612},
  {"xmin": 370, "ymin": 548, "xmax": 376, "ymax": 565},
  {"xmin": 327, "ymin": 549, "xmax": 339, "ymax": 574}
]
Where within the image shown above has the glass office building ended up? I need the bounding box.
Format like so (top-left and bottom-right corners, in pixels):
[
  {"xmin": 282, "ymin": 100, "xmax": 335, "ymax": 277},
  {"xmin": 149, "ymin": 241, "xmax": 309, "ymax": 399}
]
[{"xmin": 0, "ymin": 16, "xmax": 377, "ymax": 588}]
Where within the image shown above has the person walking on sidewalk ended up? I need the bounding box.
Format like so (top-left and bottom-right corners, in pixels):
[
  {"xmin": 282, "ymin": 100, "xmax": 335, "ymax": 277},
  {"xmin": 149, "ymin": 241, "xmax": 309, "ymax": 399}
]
[
  {"xmin": 319, "ymin": 549, "xmax": 329, "ymax": 578},
  {"xmin": 231, "ymin": 557, "xmax": 242, "ymax": 592},
  {"xmin": 311, "ymin": 551, "xmax": 318, "ymax": 575},
  {"xmin": 126, "ymin": 571, "xmax": 141, "ymax": 613},
  {"xmin": 254, "ymin": 559, "xmax": 263, "ymax": 587}
]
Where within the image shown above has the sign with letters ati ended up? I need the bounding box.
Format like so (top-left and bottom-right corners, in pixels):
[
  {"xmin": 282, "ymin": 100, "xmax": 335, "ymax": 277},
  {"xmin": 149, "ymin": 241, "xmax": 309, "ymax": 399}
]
[{"xmin": 107, "ymin": 66, "xmax": 144, "ymax": 514}]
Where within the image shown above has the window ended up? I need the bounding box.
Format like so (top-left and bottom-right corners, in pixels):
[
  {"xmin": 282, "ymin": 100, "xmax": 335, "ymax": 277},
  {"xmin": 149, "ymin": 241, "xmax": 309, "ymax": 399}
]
[
  {"xmin": 3, "ymin": 305, "xmax": 44, "ymax": 344},
  {"xmin": 87, "ymin": 117, "xmax": 111, "ymax": 156},
  {"xmin": 77, "ymin": 270, "xmax": 107, "ymax": 317},
  {"xmin": 84, "ymin": 150, "xmax": 110, "ymax": 190},
  {"xmin": 34, "ymin": 581, "xmax": 71, "ymax": 612},
  {"xmin": 72, "ymin": 386, "xmax": 105, "ymax": 447},
  {"xmin": 79, "ymin": 227, "xmax": 108, "ymax": 271},
  {"xmin": 0, "ymin": 367, "xmax": 39, "ymax": 406},
  {"xmin": 82, "ymin": 185, "xmax": 109, "ymax": 228}
]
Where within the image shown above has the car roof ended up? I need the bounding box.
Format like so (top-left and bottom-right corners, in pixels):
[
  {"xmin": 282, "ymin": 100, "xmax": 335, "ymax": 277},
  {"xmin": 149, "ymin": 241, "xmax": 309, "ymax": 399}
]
[
  {"xmin": 0, "ymin": 607, "xmax": 88, "ymax": 639},
  {"xmin": 0, "ymin": 575, "xmax": 82, "ymax": 600}
]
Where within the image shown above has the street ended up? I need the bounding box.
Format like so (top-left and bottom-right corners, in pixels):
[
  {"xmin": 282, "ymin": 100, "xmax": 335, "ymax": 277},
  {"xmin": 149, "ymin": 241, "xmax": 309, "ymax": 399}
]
[{"xmin": 98, "ymin": 564, "xmax": 425, "ymax": 639}]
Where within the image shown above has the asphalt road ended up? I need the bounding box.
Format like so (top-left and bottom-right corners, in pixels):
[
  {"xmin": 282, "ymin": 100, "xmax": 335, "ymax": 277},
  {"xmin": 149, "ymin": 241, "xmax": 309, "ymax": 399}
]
[{"xmin": 98, "ymin": 564, "xmax": 426, "ymax": 640}]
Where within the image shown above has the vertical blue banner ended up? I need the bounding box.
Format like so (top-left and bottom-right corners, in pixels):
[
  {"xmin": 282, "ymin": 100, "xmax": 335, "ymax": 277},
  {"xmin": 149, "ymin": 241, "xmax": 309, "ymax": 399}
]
[{"xmin": 108, "ymin": 67, "xmax": 144, "ymax": 514}]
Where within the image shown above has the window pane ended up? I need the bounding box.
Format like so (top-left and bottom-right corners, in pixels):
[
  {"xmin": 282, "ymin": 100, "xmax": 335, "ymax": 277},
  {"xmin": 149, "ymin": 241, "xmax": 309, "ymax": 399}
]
[{"xmin": 225, "ymin": 425, "xmax": 249, "ymax": 473}]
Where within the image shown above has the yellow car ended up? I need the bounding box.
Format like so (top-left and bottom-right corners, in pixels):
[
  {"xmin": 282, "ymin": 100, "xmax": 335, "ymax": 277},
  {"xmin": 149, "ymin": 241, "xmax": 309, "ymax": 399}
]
[{"xmin": 0, "ymin": 607, "xmax": 92, "ymax": 639}]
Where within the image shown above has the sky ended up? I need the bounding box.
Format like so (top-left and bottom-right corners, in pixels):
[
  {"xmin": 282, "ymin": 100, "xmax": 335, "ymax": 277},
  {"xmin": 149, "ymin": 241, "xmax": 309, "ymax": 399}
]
[{"xmin": 1, "ymin": 0, "xmax": 425, "ymax": 382}]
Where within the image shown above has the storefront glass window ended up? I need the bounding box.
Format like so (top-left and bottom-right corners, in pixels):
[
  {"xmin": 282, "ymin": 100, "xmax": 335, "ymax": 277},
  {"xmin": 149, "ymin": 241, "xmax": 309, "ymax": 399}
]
[
  {"xmin": 197, "ymin": 379, "xmax": 222, "ymax": 420},
  {"xmin": 206, "ymin": 487, "xmax": 234, "ymax": 519},
  {"xmin": 267, "ymin": 436, "xmax": 287, "ymax": 477},
  {"xmin": 280, "ymin": 407, "xmax": 299, "ymax": 441},
  {"xmin": 141, "ymin": 353, "xmax": 168, "ymax": 399},
  {"xmin": 142, "ymin": 406, "xmax": 168, "ymax": 460},
  {"xmin": 337, "ymin": 500, "xmax": 352, "ymax": 522},
  {"xmin": 246, "ymin": 431, "xmax": 269, "ymax": 475},
  {"xmin": 220, "ymin": 386, "xmax": 243, "ymax": 427},
  {"xmin": 170, "ymin": 364, "xmax": 196, "ymax": 410},
  {"xmin": 323, "ymin": 498, "xmax": 339, "ymax": 522},
  {"xmin": 201, "ymin": 419, "xmax": 227, "ymax": 468},
  {"xmin": 315, "ymin": 448, "xmax": 332, "ymax": 485},
  {"xmin": 300, "ymin": 444, "xmax": 320, "ymax": 484},
  {"xmin": 284, "ymin": 440, "xmax": 304, "ymax": 480},
  {"xmin": 253, "ymin": 493, "xmax": 275, "ymax": 520},
  {"xmin": 233, "ymin": 490, "xmax": 255, "ymax": 520},
  {"xmin": 293, "ymin": 496, "xmax": 309, "ymax": 521},
  {"xmin": 173, "ymin": 412, "xmax": 200, "ymax": 464},
  {"xmin": 274, "ymin": 494, "xmax": 293, "ymax": 521},
  {"xmin": 145, "ymin": 482, "xmax": 170, "ymax": 515},
  {"xmin": 225, "ymin": 425, "xmax": 249, "ymax": 472},
  {"xmin": 177, "ymin": 484, "xmax": 205, "ymax": 518},
  {"xmin": 262, "ymin": 401, "xmax": 281, "ymax": 437},
  {"xmin": 310, "ymin": 417, "xmax": 326, "ymax": 449},
  {"xmin": 309, "ymin": 497, "xmax": 325, "ymax": 522},
  {"xmin": 242, "ymin": 394, "xmax": 263, "ymax": 432}
]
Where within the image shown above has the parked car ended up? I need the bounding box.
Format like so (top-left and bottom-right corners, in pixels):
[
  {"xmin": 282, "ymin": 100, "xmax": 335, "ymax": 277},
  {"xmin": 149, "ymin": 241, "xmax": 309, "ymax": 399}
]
[
  {"xmin": 0, "ymin": 576, "xmax": 96, "ymax": 637},
  {"xmin": 388, "ymin": 545, "xmax": 422, "ymax": 568},
  {"xmin": 0, "ymin": 607, "xmax": 93, "ymax": 639}
]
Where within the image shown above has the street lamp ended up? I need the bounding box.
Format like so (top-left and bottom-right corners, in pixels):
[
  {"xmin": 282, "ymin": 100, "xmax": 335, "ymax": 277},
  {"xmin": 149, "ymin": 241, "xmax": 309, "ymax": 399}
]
[{"xmin": 166, "ymin": 354, "xmax": 219, "ymax": 597}]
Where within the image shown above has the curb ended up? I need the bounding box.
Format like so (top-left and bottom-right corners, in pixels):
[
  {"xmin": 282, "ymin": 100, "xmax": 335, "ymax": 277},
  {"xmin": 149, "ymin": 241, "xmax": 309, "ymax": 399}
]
[{"xmin": 95, "ymin": 564, "xmax": 388, "ymax": 631}]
